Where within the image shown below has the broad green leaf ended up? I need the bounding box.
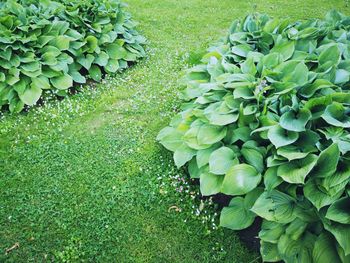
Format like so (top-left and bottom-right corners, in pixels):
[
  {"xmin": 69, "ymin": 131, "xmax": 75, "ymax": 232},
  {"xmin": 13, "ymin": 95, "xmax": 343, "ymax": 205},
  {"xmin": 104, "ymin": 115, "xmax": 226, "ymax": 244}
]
[
  {"xmin": 196, "ymin": 143, "xmax": 221, "ymax": 168},
  {"xmin": 197, "ymin": 124, "xmax": 226, "ymax": 145},
  {"xmin": 105, "ymin": 44, "xmax": 128, "ymax": 59},
  {"xmin": 89, "ymin": 65, "xmax": 102, "ymax": 82},
  {"xmin": 277, "ymin": 145, "xmax": 311, "ymax": 161},
  {"xmin": 277, "ymin": 154, "xmax": 317, "ymax": 184},
  {"xmin": 322, "ymin": 102, "xmax": 350, "ymax": 128},
  {"xmin": 311, "ymin": 143, "xmax": 340, "ymax": 178},
  {"xmin": 157, "ymin": 127, "xmax": 183, "ymax": 151},
  {"xmin": 319, "ymin": 44, "xmax": 340, "ymax": 66},
  {"xmin": 326, "ymin": 197, "xmax": 350, "ymax": 224},
  {"xmin": 220, "ymin": 197, "xmax": 255, "ymax": 230},
  {"xmin": 268, "ymin": 125, "xmax": 299, "ymax": 148},
  {"xmin": 260, "ymin": 241, "xmax": 282, "ymax": 262},
  {"xmin": 251, "ymin": 190, "xmax": 296, "ymax": 223},
  {"xmin": 221, "ymin": 164, "xmax": 261, "ymax": 195},
  {"xmin": 209, "ymin": 146, "xmax": 237, "ymax": 175},
  {"xmin": 77, "ymin": 54, "xmax": 95, "ymax": 70},
  {"xmin": 31, "ymin": 76, "xmax": 50, "ymax": 90},
  {"xmin": 200, "ymin": 172, "xmax": 224, "ymax": 196},
  {"xmin": 50, "ymin": 74, "xmax": 73, "ymax": 90},
  {"xmin": 270, "ymin": 40, "xmax": 295, "ymax": 61},
  {"xmin": 304, "ymin": 179, "xmax": 344, "ymax": 210},
  {"xmin": 279, "ymin": 108, "xmax": 311, "ymax": 132},
  {"xmin": 259, "ymin": 220, "xmax": 286, "ymax": 244},
  {"xmin": 324, "ymin": 222, "xmax": 350, "ymax": 256},
  {"xmin": 313, "ymin": 233, "xmax": 342, "ymax": 263},
  {"xmin": 264, "ymin": 167, "xmax": 283, "ymax": 190},
  {"xmin": 241, "ymin": 142, "xmax": 264, "ymax": 173},
  {"xmin": 174, "ymin": 144, "xmax": 196, "ymax": 168},
  {"xmin": 105, "ymin": 59, "xmax": 120, "ymax": 73},
  {"xmin": 94, "ymin": 51, "xmax": 109, "ymax": 67},
  {"xmin": 18, "ymin": 85, "xmax": 42, "ymax": 106},
  {"xmin": 85, "ymin": 35, "xmax": 98, "ymax": 53}
]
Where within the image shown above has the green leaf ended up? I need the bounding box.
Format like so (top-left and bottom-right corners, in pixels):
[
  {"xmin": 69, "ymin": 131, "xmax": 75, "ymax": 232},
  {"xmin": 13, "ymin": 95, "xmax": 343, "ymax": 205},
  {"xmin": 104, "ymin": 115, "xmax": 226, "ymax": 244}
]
[
  {"xmin": 220, "ymin": 197, "xmax": 255, "ymax": 230},
  {"xmin": 50, "ymin": 74, "xmax": 73, "ymax": 90},
  {"xmin": 264, "ymin": 167, "xmax": 283, "ymax": 190},
  {"xmin": 18, "ymin": 85, "xmax": 42, "ymax": 106},
  {"xmin": 324, "ymin": 222, "xmax": 350, "ymax": 256},
  {"xmin": 157, "ymin": 127, "xmax": 183, "ymax": 151},
  {"xmin": 31, "ymin": 76, "xmax": 50, "ymax": 90},
  {"xmin": 270, "ymin": 40, "xmax": 295, "ymax": 61},
  {"xmin": 279, "ymin": 108, "xmax": 311, "ymax": 132},
  {"xmin": 251, "ymin": 190, "xmax": 296, "ymax": 223},
  {"xmin": 77, "ymin": 54, "xmax": 95, "ymax": 70},
  {"xmin": 311, "ymin": 143, "xmax": 340, "ymax": 178},
  {"xmin": 268, "ymin": 125, "xmax": 299, "ymax": 148},
  {"xmin": 260, "ymin": 241, "xmax": 282, "ymax": 262},
  {"xmin": 89, "ymin": 65, "xmax": 102, "ymax": 82},
  {"xmin": 105, "ymin": 44, "xmax": 128, "ymax": 60},
  {"xmin": 259, "ymin": 220, "xmax": 286, "ymax": 244},
  {"xmin": 174, "ymin": 144, "xmax": 196, "ymax": 168},
  {"xmin": 313, "ymin": 233, "xmax": 342, "ymax": 263},
  {"xmin": 319, "ymin": 44, "xmax": 340, "ymax": 66},
  {"xmin": 196, "ymin": 143, "xmax": 221, "ymax": 168},
  {"xmin": 105, "ymin": 59, "xmax": 120, "ymax": 73},
  {"xmin": 221, "ymin": 164, "xmax": 261, "ymax": 195},
  {"xmin": 322, "ymin": 102, "xmax": 350, "ymax": 128},
  {"xmin": 277, "ymin": 145, "xmax": 311, "ymax": 161},
  {"xmin": 304, "ymin": 179, "xmax": 344, "ymax": 210},
  {"xmin": 209, "ymin": 146, "xmax": 237, "ymax": 175},
  {"xmin": 277, "ymin": 154, "xmax": 317, "ymax": 184},
  {"xmin": 94, "ymin": 51, "xmax": 109, "ymax": 67},
  {"xmin": 197, "ymin": 124, "xmax": 226, "ymax": 145},
  {"xmin": 200, "ymin": 172, "xmax": 224, "ymax": 196},
  {"xmin": 326, "ymin": 197, "xmax": 350, "ymax": 224},
  {"xmin": 85, "ymin": 35, "xmax": 98, "ymax": 53},
  {"xmin": 49, "ymin": 35, "xmax": 71, "ymax": 50}
]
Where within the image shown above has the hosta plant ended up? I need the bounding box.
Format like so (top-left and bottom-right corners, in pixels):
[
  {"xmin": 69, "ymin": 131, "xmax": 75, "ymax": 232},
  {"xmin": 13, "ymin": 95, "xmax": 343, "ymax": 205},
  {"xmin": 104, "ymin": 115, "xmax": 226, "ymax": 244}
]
[
  {"xmin": 158, "ymin": 11, "xmax": 350, "ymax": 263},
  {"xmin": 0, "ymin": 0, "xmax": 146, "ymax": 112}
]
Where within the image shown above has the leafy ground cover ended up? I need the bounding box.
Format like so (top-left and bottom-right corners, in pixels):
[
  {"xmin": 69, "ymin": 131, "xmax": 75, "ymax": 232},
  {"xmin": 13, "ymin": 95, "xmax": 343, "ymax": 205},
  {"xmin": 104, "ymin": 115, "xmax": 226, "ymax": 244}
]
[
  {"xmin": 1, "ymin": 0, "xmax": 349, "ymax": 262},
  {"xmin": 158, "ymin": 10, "xmax": 350, "ymax": 262}
]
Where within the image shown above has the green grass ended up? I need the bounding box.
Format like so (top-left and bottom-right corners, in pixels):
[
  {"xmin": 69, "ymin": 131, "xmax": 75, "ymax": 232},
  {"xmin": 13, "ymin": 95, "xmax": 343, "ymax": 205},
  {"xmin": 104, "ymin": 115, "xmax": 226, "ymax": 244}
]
[{"xmin": 1, "ymin": 0, "xmax": 350, "ymax": 262}]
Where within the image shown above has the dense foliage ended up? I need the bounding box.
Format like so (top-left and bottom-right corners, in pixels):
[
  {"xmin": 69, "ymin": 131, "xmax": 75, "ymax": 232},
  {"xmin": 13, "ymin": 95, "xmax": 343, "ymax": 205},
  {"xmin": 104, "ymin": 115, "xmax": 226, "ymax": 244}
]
[
  {"xmin": 158, "ymin": 11, "xmax": 350, "ymax": 262},
  {"xmin": 0, "ymin": 0, "xmax": 146, "ymax": 112}
]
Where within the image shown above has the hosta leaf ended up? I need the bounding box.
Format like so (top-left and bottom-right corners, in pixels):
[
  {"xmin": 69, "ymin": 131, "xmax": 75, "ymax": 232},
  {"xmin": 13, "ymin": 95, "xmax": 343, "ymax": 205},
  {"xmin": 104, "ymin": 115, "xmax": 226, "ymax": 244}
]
[
  {"xmin": 259, "ymin": 220, "xmax": 286, "ymax": 244},
  {"xmin": 299, "ymin": 79, "xmax": 334, "ymax": 98},
  {"xmin": 220, "ymin": 197, "xmax": 255, "ymax": 230},
  {"xmin": 209, "ymin": 146, "xmax": 237, "ymax": 175},
  {"xmin": 89, "ymin": 65, "xmax": 102, "ymax": 82},
  {"xmin": 94, "ymin": 51, "xmax": 109, "ymax": 67},
  {"xmin": 50, "ymin": 74, "xmax": 73, "ymax": 90},
  {"xmin": 277, "ymin": 232, "xmax": 316, "ymax": 263},
  {"xmin": 49, "ymin": 35, "xmax": 71, "ymax": 50},
  {"xmin": 311, "ymin": 143, "xmax": 340, "ymax": 178},
  {"xmin": 105, "ymin": 59, "xmax": 120, "ymax": 73},
  {"xmin": 85, "ymin": 35, "xmax": 98, "ymax": 53},
  {"xmin": 221, "ymin": 164, "xmax": 261, "ymax": 195},
  {"xmin": 325, "ymin": 197, "xmax": 350, "ymax": 224},
  {"xmin": 279, "ymin": 108, "xmax": 311, "ymax": 132},
  {"xmin": 174, "ymin": 144, "xmax": 196, "ymax": 168},
  {"xmin": 196, "ymin": 143, "xmax": 221, "ymax": 168},
  {"xmin": 313, "ymin": 233, "xmax": 342, "ymax": 263},
  {"xmin": 264, "ymin": 166, "xmax": 283, "ymax": 190},
  {"xmin": 241, "ymin": 142, "xmax": 264, "ymax": 173},
  {"xmin": 200, "ymin": 172, "xmax": 224, "ymax": 196},
  {"xmin": 18, "ymin": 85, "xmax": 42, "ymax": 106},
  {"xmin": 157, "ymin": 127, "xmax": 183, "ymax": 151},
  {"xmin": 277, "ymin": 145, "xmax": 311, "ymax": 161},
  {"xmin": 324, "ymin": 222, "xmax": 350, "ymax": 256},
  {"xmin": 31, "ymin": 76, "xmax": 50, "ymax": 90},
  {"xmin": 105, "ymin": 44, "xmax": 128, "ymax": 59},
  {"xmin": 197, "ymin": 124, "xmax": 226, "ymax": 145},
  {"xmin": 268, "ymin": 125, "xmax": 299, "ymax": 148},
  {"xmin": 270, "ymin": 40, "xmax": 295, "ymax": 61},
  {"xmin": 322, "ymin": 102, "xmax": 350, "ymax": 128},
  {"xmin": 319, "ymin": 44, "xmax": 340, "ymax": 66},
  {"xmin": 251, "ymin": 190, "xmax": 296, "ymax": 223},
  {"xmin": 277, "ymin": 154, "xmax": 317, "ymax": 184},
  {"xmin": 304, "ymin": 179, "xmax": 344, "ymax": 210},
  {"xmin": 77, "ymin": 54, "xmax": 95, "ymax": 70},
  {"xmin": 320, "ymin": 161, "xmax": 350, "ymax": 192},
  {"xmin": 260, "ymin": 241, "xmax": 281, "ymax": 262}
]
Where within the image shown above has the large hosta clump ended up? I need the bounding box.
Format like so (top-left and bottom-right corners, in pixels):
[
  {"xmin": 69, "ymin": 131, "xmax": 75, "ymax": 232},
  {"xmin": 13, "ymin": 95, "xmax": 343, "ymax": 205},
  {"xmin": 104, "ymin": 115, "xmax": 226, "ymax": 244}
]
[
  {"xmin": 158, "ymin": 11, "xmax": 350, "ymax": 262},
  {"xmin": 0, "ymin": 0, "xmax": 146, "ymax": 112}
]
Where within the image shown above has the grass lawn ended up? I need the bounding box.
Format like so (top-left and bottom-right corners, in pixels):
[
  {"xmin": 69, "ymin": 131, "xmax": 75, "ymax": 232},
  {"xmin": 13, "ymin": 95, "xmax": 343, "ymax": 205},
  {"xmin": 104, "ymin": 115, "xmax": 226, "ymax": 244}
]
[{"xmin": 1, "ymin": 0, "xmax": 349, "ymax": 262}]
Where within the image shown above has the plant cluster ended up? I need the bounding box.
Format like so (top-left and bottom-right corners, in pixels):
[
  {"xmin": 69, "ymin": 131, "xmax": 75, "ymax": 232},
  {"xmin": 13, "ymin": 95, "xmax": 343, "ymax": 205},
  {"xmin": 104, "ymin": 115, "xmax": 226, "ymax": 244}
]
[
  {"xmin": 158, "ymin": 10, "xmax": 350, "ymax": 262},
  {"xmin": 0, "ymin": 0, "xmax": 146, "ymax": 113}
]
